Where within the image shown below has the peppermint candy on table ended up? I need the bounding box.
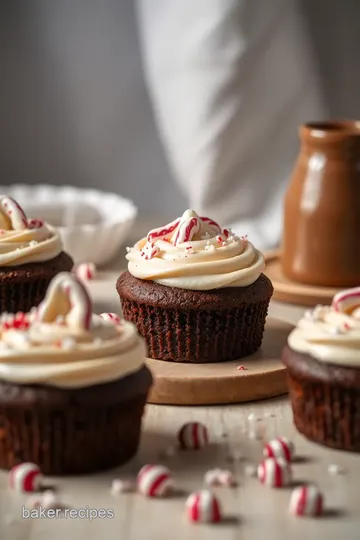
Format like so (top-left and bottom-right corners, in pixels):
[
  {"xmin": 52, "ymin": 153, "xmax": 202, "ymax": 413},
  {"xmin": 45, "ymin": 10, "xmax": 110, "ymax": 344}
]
[
  {"xmin": 289, "ymin": 485, "xmax": 324, "ymax": 517},
  {"xmin": 258, "ymin": 458, "xmax": 292, "ymax": 488},
  {"xmin": 186, "ymin": 490, "xmax": 222, "ymax": 523},
  {"xmin": 137, "ymin": 465, "xmax": 173, "ymax": 497},
  {"xmin": 99, "ymin": 312, "xmax": 122, "ymax": 325},
  {"xmin": 9, "ymin": 463, "xmax": 43, "ymax": 492},
  {"xmin": 177, "ymin": 422, "xmax": 209, "ymax": 450},
  {"xmin": 74, "ymin": 262, "xmax": 97, "ymax": 281},
  {"xmin": 263, "ymin": 437, "xmax": 295, "ymax": 462}
]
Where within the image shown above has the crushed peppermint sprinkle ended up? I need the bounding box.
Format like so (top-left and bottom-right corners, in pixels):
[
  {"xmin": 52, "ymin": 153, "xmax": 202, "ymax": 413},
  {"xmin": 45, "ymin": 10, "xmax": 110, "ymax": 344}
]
[
  {"xmin": 55, "ymin": 315, "xmax": 65, "ymax": 325},
  {"xmin": 201, "ymin": 232, "xmax": 211, "ymax": 239},
  {"xmin": 237, "ymin": 365, "xmax": 247, "ymax": 371},
  {"xmin": 216, "ymin": 235, "xmax": 224, "ymax": 244},
  {"xmin": 241, "ymin": 235, "xmax": 248, "ymax": 244},
  {"xmin": 141, "ymin": 242, "xmax": 160, "ymax": 260},
  {"xmin": 205, "ymin": 243, "xmax": 216, "ymax": 252},
  {"xmin": 186, "ymin": 245, "xmax": 195, "ymax": 254},
  {"xmin": 29, "ymin": 240, "xmax": 38, "ymax": 247},
  {"xmin": 1, "ymin": 312, "xmax": 30, "ymax": 331},
  {"xmin": 125, "ymin": 247, "xmax": 131, "ymax": 253}
]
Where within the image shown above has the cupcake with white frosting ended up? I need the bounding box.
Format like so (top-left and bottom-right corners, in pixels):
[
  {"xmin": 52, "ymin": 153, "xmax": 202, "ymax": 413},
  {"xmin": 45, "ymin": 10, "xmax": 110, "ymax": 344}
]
[
  {"xmin": 117, "ymin": 209, "xmax": 273, "ymax": 363},
  {"xmin": 0, "ymin": 272, "xmax": 152, "ymax": 474},
  {"xmin": 0, "ymin": 195, "xmax": 73, "ymax": 313},
  {"xmin": 283, "ymin": 287, "xmax": 360, "ymax": 452}
]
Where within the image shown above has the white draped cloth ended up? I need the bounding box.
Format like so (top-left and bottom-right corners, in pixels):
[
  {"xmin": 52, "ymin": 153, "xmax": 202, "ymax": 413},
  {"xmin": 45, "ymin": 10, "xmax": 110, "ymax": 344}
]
[{"xmin": 136, "ymin": 0, "xmax": 326, "ymax": 248}]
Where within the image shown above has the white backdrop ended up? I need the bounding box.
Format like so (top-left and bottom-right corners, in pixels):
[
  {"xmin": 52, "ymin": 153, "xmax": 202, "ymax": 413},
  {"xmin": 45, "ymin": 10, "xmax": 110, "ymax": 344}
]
[{"xmin": 0, "ymin": 0, "xmax": 360, "ymax": 241}]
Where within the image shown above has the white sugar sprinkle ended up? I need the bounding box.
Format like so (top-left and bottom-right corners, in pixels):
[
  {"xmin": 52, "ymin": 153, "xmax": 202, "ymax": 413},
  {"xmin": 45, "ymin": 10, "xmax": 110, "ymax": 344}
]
[
  {"xmin": 29, "ymin": 240, "xmax": 38, "ymax": 247},
  {"xmin": 244, "ymin": 464, "xmax": 257, "ymax": 477},
  {"xmin": 328, "ymin": 464, "xmax": 346, "ymax": 475},
  {"xmin": 111, "ymin": 479, "xmax": 134, "ymax": 495},
  {"xmin": 125, "ymin": 247, "xmax": 131, "ymax": 253}
]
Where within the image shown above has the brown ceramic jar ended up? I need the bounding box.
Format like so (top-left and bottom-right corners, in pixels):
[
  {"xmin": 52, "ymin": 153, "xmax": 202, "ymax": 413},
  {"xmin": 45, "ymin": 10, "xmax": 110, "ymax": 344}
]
[{"xmin": 282, "ymin": 121, "xmax": 360, "ymax": 287}]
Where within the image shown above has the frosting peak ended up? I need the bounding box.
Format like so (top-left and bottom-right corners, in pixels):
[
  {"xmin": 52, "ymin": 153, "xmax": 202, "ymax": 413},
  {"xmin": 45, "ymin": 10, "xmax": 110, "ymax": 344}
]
[
  {"xmin": 0, "ymin": 195, "xmax": 62, "ymax": 266},
  {"xmin": 126, "ymin": 209, "xmax": 265, "ymax": 290},
  {"xmin": 288, "ymin": 287, "xmax": 360, "ymax": 366},
  {"xmin": 0, "ymin": 273, "xmax": 145, "ymax": 388}
]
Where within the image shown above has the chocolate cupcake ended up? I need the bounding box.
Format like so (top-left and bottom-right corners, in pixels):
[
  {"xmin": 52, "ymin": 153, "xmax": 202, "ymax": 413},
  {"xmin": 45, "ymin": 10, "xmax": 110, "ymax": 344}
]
[
  {"xmin": 0, "ymin": 272, "xmax": 152, "ymax": 474},
  {"xmin": 0, "ymin": 195, "xmax": 73, "ymax": 313},
  {"xmin": 283, "ymin": 287, "xmax": 360, "ymax": 452},
  {"xmin": 117, "ymin": 209, "xmax": 273, "ymax": 363}
]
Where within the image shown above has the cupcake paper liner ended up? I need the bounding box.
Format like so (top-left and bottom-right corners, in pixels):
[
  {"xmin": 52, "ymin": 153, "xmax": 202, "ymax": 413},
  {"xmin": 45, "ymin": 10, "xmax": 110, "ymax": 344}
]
[
  {"xmin": 120, "ymin": 296, "xmax": 271, "ymax": 363},
  {"xmin": 0, "ymin": 252, "xmax": 73, "ymax": 314},
  {"xmin": 287, "ymin": 372, "xmax": 360, "ymax": 452},
  {"xmin": 0, "ymin": 367, "xmax": 152, "ymax": 474}
]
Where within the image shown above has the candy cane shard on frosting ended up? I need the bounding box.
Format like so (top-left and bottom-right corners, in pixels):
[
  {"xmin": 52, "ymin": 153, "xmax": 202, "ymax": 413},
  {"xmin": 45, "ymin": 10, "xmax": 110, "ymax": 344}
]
[
  {"xmin": 332, "ymin": 287, "xmax": 360, "ymax": 316},
  {"xmin": 37, "ymin": 272, "xmax": 92, "ymax": 330},
  {"xmin": 147, "ymin": 218, "xmax": 181, "ymax": 242},
  {"xmin": 0, "ymin": 195, "xmax": 28, "ymax": 230},
  {"xmin": 174, "ymin": 210, "xmax": 201, "ymax": 245}
]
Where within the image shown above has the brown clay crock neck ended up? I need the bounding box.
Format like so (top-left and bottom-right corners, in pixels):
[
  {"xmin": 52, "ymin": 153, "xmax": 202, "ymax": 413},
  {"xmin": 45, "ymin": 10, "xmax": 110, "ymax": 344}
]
[{"xmin": 300, "ymin": 121, "xmax": 360, "ymax": 151}]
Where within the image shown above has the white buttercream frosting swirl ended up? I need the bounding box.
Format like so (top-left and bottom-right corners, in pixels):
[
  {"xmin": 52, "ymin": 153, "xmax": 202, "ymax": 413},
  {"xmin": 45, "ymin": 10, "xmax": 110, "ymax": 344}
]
[
  {"xmin": 126, "ymin": 209, "xmax": 265, "ymax": 290},
  {"xmin": 0, "ymin": 195, "xmax": 62, "ymax": 266},
  {"xmin": 288, "ymin": 287, "xmax": 360, "ymax": 367},
  {"xmin": 0, "ymin": 273, "xmax": 145, "ymax": 388}
]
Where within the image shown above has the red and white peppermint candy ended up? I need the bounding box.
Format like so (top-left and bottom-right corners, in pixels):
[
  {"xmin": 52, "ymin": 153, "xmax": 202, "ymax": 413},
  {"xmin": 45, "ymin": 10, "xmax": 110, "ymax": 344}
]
[
  {"xmin": 9, "ymin": 463, "xmax": 42, "ymax": 492},
  {"xmin": 140, "ymin": 242, "xmax": 160, "ymax": 260},
  {"xmin": 289, "ymin": 485, "xmax": 324, "ymax": 517},
  {"xmin": 258, "ymin": 458, "xmax": 292, "ymax": 488},
  {"xmin": 147, "ymin": 218, "xmax": 180, "ymax": 242},
  {"xmin": 0, "ymin": 195, "xmax": 28, "ymax": 230},
  {"xmin": 332, "ymin": 287, "xmax": 360, "ymax": 316},
  {"xmin": 263, "ymin": 437, "xmax": 295, "ymax": 462},
  {"xmin": 37, "ymin": 272, "xmax": 92, "ymax": 331},
  {"xmin": 75, "ymin": 262, "xmax": 96, "ymax": 281},
  {"xmin": 178, "ymin": 422, "xmax": 209, "ymax": 450},
  {"xmin": 174, "ymin": 210, "xmax": 201, "ymax": 245},
  {"xmin": 186, "ymin": 490, "xmax": 221, "ymax": 523},
  {"xmin": 137, "ymin": 465, "xmax": 173, "ymax": 497},
  {"xmin": 99, "ymin": 312, "xmax": 122, "ymax": 325}
]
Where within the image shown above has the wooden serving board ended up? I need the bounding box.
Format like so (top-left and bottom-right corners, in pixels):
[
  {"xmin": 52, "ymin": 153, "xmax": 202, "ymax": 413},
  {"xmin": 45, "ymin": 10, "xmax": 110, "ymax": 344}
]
[
  {"xmin": 263, "ymin": 250, "xmax": 341, "ymax": 306},
  {"xmin": 145, "ymin": 318, "xmax": 293, "ymax": 405}
]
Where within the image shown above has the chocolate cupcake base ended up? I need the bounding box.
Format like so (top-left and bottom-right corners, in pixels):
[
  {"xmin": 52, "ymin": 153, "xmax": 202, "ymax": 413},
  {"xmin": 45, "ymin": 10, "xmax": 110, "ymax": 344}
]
[
  {"xmin": 0, "ymin": 365, "xmax": 152, "ymax": 474},
  {"xmin": 282, "ymin": 345, "xmax": 360, "ymax": 452},
  {"xmin": 117, "ymin": 272, "xmax": 273, "ymax": 363},
  {"xmin": 0, "ymin": 252, "xmax": 73, "ymax": 314}
]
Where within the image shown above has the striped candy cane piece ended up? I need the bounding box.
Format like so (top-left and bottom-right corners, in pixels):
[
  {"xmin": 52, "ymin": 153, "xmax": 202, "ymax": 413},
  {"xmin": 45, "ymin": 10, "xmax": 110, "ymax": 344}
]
[
  {"xmin": 147, "ymin": 218, "xmax": 180, "ymax": 242},
  {"xmin": 263, "ymin": 437, "xmax": 295, "ymax": 462},
  {"xmin": 186, "ymin": 490, "xmax": 222, "ymax": 523},
  {"xmin": 178, "ymin": 422, "xmax": 209, "ymax": 450},
  {"xmin": 99, "ymin": 313, "xmax": 122, "ymax": 325},
  {"xmin": 37, "ymin": 272, "xmax": 92, "ymax": 331},
  {"xmin": 289, "ymin": 485, "xmax": 324, "ymax": 517},
  {"xmin": 9, "ymin": 463, "xmax": 43, "ymax": 492},
  {"xmin": 258, "ymin": 458, "xmax": 292, "ymax": 488},
  {"xmin": 332, "ymin": 287, "xmax": 360, "ymax": 315},
  {"xmin": 137, "ymin": 465, "xmax": 173, "ymax": 497},
  {"xmin": 0, "ymin": 195, "xmax": 28, "ymax": 230}
]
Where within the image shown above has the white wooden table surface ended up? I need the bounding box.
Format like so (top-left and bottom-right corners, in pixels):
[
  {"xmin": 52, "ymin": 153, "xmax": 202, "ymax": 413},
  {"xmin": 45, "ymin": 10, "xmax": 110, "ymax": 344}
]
[{"xmin": 1, "ymin": 271, "xmax": 360, "ymax": 540}]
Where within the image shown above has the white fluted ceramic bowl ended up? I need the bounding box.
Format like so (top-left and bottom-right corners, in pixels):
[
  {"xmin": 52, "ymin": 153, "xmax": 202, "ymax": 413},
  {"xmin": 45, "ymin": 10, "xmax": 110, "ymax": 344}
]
[{"xmin": 0, "ymin": 185, "xmax": 137, "ymax": 265}]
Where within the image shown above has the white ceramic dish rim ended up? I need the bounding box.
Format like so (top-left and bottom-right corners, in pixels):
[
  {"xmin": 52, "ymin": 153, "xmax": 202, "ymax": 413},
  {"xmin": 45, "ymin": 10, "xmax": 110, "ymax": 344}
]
[{"xmin": 0, "ymin": 184, "xmax": 137, "ymax": 230}]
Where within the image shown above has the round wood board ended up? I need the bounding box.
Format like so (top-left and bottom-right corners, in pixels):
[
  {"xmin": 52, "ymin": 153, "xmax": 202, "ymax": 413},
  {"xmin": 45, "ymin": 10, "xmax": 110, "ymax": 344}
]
[
  {"xmin": 145, "ymin": 317, "xmax": 293, "ymax": 405},
  {"xmin": 263, "ymin": 250, "xmax": 341, "ymax": 306}
]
